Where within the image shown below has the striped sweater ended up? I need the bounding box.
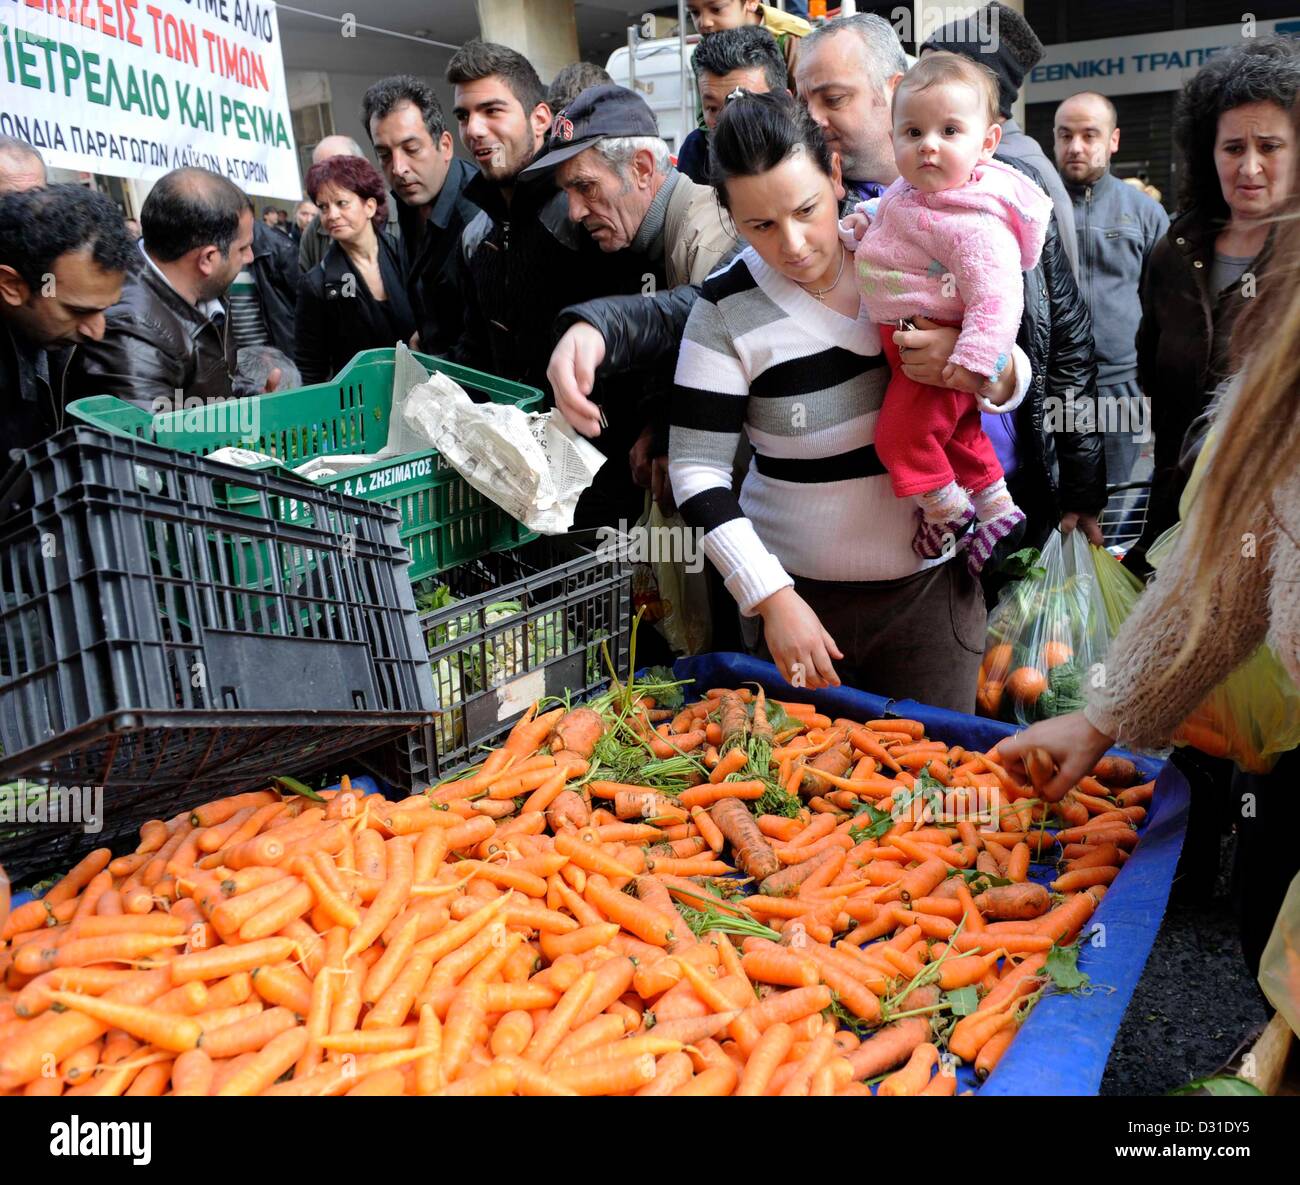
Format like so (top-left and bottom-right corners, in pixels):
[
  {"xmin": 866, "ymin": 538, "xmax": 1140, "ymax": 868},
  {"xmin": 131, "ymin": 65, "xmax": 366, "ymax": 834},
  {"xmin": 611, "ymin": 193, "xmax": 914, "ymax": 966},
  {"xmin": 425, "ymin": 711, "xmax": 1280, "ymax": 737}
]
[{"xmin": 669, "ymin": 247, "xmax": 1029, "ymax": 615}]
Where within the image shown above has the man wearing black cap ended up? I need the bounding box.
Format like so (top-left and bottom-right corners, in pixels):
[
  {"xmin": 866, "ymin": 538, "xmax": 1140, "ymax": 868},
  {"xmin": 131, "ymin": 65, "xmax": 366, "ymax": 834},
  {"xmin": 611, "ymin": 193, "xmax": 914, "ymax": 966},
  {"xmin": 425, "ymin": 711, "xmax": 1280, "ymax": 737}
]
[
  {"xmin": 522, "ymin": 84, "xmax": 733, "ymax": 511},
  {"xmin": 921, "ymin": 2, "xmax": 1079, "ymax": 277}
]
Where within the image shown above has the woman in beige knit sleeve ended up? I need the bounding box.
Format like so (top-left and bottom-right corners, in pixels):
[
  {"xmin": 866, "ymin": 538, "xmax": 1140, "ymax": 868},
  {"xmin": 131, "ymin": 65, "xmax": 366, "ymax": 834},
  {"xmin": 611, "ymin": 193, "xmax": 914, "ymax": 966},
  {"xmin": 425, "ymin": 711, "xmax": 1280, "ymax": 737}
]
[{"xmin": 1001, "ymin": 182, "xmax": 1300, "ymax": 972}]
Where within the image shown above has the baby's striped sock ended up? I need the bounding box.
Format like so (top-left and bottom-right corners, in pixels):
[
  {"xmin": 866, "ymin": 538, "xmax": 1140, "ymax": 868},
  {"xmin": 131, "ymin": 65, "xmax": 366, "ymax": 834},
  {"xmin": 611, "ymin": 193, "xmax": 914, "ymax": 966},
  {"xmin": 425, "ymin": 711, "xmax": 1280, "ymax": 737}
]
[
  {"xmin": 913, "ymin": 481, "xmax": 976, "ymax": 559},
  {"xmin": 966, "ymin": 479, "xmax": 1026, "ymax": 576}
]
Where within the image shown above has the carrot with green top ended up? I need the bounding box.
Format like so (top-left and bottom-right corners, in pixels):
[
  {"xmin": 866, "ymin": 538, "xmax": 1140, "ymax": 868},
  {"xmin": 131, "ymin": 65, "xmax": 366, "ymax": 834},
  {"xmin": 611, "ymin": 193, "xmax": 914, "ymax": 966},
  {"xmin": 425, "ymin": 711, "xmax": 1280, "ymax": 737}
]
[
  {"xmin": 717, "ymin": 691, "xmax": 749, "ymax": 754},
  {"xmin": 708, "ymin": 747, "xmax": 750, "ymax": 783},
  {"xmin": 503, "ymin": 705, "xmax": 565, "ymax": 755}
]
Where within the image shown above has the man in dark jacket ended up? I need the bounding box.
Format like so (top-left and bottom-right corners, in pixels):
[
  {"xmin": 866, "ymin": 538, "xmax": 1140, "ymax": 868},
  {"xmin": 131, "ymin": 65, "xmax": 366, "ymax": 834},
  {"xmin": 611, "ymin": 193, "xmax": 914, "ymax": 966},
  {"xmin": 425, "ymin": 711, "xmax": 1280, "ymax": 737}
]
[
  {"xmin": 228, "ymin": 198, "xmax": 299, "ymax": 359},
  {"xmin": 446, "ymin": 41, "xmax": 639, "ymax": 392},
  {"xmin": 676, "ymin": 25, "xmax": 789, "ymax": 186},
  {"xmin": 69, "ymin": 168, "xmax": 257, "ymax": 409},
  {"xmin": 447, "ymin": 42, "xmax": 659, "ymax": 529},
  {"xmin": 363, "ymin": 75, "xmax": 479, "ymax": 357},
  {"xmin": 995, "ymin": 154, "xmax": 1108, "ymax": 570},
  {"xmin": 1055, "ymin": 92, "xmax": 1168, "ymax": 522},
  {"xmin": 0, "ymin": 185, "xmax": 135, "ymax": 463}
]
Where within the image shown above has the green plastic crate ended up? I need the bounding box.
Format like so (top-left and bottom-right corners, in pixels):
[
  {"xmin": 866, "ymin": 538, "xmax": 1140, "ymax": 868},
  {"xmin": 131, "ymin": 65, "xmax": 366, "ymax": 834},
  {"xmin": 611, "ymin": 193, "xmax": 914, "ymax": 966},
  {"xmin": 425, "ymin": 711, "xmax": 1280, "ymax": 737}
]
[{"xmin": 65, "ymin": 349, "xmax": 543, "ymax": 581}]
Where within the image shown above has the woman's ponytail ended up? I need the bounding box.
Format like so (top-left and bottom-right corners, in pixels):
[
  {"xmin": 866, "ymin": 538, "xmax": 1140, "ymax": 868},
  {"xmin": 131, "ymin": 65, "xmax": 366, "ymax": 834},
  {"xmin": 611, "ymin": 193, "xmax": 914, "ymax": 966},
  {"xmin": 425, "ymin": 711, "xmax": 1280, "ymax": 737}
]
[{"xmin": 708, "ymin": 90, "xmax": 833, "ymax": 210}]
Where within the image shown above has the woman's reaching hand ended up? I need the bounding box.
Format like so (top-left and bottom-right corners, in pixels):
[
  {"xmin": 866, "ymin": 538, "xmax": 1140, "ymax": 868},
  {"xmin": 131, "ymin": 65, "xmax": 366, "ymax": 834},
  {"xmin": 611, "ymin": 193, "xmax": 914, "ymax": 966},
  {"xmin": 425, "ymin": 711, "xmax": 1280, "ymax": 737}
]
[
  {"xmin": 755, "ymin": 587, "xmax": 844, "ymax": 690},
  {"xmin": 998, "ymin": 711, "xmax": 1117, "ymax": 801}
]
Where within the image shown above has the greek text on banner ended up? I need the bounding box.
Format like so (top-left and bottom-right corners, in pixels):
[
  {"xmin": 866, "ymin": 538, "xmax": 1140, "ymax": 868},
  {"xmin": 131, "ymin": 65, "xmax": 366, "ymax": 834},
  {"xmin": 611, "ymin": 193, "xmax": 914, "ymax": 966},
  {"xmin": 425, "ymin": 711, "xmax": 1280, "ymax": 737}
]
[{"xmin": 0, "ymin": 0, "xmax": 301, "ymax": 198}]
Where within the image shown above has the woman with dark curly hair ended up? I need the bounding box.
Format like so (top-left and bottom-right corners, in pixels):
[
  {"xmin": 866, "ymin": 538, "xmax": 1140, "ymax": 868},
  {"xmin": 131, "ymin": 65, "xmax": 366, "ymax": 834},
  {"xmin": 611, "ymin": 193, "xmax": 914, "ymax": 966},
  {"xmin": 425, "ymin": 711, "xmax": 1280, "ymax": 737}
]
[
  {"xmin": 294, "ymin": 154, "xmax": 416, "ymax": 383},
  {"xmin": 1128, "ymin": 36, "xmax": 1299, "ymax": 574}
]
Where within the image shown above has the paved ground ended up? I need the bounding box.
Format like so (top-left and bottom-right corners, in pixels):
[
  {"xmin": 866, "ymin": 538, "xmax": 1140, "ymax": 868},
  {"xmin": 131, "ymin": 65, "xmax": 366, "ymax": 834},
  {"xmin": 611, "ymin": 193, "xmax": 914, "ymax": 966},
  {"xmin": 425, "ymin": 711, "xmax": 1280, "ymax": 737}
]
[{"xmin": 1101, "ymin": 835, "xmax": 1272, "ymax": 1095}]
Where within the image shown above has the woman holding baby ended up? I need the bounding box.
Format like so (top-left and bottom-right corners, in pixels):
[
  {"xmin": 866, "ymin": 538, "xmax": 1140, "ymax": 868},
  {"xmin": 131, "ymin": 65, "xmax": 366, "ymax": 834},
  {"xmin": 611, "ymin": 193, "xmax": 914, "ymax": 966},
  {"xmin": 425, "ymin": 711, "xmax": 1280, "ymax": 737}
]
[{"xmin": 668, "ymin": 55, "xmax": 1042, "ymax": 711}]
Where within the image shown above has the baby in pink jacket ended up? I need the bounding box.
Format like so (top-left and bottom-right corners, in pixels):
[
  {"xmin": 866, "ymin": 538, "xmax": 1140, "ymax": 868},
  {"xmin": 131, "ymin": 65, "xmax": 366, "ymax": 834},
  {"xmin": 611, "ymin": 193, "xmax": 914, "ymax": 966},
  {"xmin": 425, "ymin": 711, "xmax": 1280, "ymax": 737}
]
[{"xmin": 847, "ymin": 52, "xmax": 1052, "ymax": 575}]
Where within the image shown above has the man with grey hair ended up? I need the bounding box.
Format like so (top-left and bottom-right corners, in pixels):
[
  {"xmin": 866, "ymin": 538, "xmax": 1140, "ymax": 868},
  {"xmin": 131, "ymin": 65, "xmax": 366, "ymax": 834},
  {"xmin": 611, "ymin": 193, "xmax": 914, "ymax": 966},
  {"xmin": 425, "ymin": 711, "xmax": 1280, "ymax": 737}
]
[
  {"xmin": 0, "ymin": 136, "xmax": 46, "ymax": 194},
  {"xmin": 548, "ymin": 61, "xmax": 613, "ymax": 113},
  {"xmin": 524, "ymin": 85, "xmax": 733, "ymax": 512},
  {"xmin": 297, "ymin": 133, "xmax": 369, "ymax": 272},
  {"xmin": 795, "ymin": 13, "xmax": 908, "ymax": 210}
]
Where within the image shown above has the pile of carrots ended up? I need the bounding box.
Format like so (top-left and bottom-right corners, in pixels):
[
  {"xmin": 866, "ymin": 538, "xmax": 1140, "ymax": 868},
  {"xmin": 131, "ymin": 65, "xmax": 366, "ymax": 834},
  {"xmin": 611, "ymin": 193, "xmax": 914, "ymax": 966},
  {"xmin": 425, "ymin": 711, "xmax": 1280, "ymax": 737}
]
[{"xmin": 0, "ymin": 684, "xmax": 1154, "ymax": 1097}]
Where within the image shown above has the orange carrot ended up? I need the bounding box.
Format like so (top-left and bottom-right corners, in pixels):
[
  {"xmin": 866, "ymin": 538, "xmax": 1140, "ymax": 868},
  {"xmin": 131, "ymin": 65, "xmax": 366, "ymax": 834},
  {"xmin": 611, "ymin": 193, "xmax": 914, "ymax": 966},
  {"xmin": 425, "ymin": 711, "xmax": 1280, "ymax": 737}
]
[
  {"xmin": 677, "ymin": 781, "xmax": 766, "ymax": 809},
  {"xmin": 170, "ymin": 937, "xmax": 298, "ymax": 984},
  {"xmin": 877, "ymin": 1040, "xmax": 940, "ymax": 1095},
  {"xmin": 949, "ymin": 1006, "xmax": 1016, "ymax": 1063},
  {"xmin": 1052, "ymin": 866, "xmax": 1120, "ymax": 892},
  {"xmin": 47, "ymin": 991, "xmax": 201, "ymax": 1053},
  {"xmin": 199, "ymin": 1006, "xmax": 298, "ymax": 1059},
  {"xmin": 975, "ymin": 1023, "xmax": 1017, "ymax": 1080},
  {"xmin": 523, "ymin": 971, "xmax": 594, "ymax": 1065},
  {"xmin": 708, "ymin": 747, "xmax": 750, "ymax": 783}
]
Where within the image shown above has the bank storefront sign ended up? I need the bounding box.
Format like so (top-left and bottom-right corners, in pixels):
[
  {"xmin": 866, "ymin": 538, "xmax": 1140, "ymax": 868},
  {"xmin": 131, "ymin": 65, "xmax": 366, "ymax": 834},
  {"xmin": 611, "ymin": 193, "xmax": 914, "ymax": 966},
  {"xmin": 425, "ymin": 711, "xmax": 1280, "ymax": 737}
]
[{"xmin": 1027, "ymin": 18, "xmax": 1300, "ymax": 103}]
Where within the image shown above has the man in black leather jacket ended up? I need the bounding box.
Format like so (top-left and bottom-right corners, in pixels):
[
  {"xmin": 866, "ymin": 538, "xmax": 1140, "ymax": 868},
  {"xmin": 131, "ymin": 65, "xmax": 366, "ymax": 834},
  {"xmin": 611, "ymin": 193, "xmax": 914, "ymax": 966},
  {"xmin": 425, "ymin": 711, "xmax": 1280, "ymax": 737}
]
[
  {"xmin": 1, "ymin": 185, "xmax": 135, "ymax": 463},
  {"xmin": 362, "ymin": 76, "xmax": 480, "ymax": 357},
  {"xmin": 994, "ymin": 153, "xmax": 1108, "ymax": 570},
  {"xmin": 69, "ymin": 168, "xmax": 257, "ymax": 409}
]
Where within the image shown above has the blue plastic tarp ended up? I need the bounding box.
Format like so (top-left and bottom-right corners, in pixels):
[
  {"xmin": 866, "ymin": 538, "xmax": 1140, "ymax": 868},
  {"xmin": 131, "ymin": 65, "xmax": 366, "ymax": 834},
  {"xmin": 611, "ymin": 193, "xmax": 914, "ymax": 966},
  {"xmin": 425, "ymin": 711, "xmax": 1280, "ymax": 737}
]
[{"xmin": 675, "ymin": 652, "xmax": 1190, "ymax": 1096}]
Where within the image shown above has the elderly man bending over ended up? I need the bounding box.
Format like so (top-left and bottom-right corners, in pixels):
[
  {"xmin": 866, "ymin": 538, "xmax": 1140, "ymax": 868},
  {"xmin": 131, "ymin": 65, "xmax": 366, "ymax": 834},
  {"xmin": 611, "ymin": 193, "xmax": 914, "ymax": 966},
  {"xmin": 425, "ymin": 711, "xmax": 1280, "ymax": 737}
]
[{"xmin": 528, "ymin": 85, "xmax": 734, "ymax": 507}]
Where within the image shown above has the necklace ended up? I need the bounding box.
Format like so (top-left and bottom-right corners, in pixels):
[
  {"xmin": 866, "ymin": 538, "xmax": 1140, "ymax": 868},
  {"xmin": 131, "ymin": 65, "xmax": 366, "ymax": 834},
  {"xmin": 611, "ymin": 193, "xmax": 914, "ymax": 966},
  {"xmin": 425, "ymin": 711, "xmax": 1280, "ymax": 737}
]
[{"xmin": 797, "ymin": 246, "xmax": 847, "ymax": 303}]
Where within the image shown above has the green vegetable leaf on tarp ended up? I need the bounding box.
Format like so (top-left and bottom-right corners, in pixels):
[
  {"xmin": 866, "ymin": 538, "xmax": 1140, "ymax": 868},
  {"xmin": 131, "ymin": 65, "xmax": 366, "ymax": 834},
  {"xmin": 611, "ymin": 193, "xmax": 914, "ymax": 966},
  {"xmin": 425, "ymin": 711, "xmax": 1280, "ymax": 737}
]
[
  {"xmin": 639, "ymin": 666, "xmax": 685, "ymax": 709},
  {"xmin": 1044, "ymin": 942, "xmax": 1090, "ymax": 992},
  {"xmin": 1168, "ymin": 1076, "xmax": 1264, "ymax": 1097},
  {"xmin": 953, "ymin": 867, "xmax": 1013, "ymax": 890},
  {"xmin": 943, "ymin": 986, "xmax": 979, "ymax": 1017},
  {"xmin": 274, "ymin": 775, "xmax": 325, "ymax": 804}
]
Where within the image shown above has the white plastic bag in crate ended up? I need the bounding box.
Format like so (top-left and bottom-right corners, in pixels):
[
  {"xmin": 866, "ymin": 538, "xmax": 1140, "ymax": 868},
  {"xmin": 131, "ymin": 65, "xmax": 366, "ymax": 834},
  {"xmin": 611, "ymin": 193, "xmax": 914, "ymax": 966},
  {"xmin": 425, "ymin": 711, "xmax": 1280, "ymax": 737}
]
[{"xmin": 400, "ymin": 371, "xmax": 606, "ymax": 534}]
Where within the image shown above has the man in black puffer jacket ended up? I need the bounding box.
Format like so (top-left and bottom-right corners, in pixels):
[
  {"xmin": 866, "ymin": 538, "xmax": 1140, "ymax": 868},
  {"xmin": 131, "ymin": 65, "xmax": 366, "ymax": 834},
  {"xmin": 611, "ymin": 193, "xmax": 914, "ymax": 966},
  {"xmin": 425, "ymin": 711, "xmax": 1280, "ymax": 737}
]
[{"xmin": 989, "ymin": 152, "xmax": 1108, "ymax": 596}]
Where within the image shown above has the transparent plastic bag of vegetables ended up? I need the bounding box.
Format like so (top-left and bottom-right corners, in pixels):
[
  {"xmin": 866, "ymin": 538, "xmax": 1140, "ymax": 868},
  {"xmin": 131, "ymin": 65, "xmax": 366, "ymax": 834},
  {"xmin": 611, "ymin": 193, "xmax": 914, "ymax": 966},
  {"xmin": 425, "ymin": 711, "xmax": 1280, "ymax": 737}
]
[{"xmin": 977, "ymin": 530, "xmax": 1139, "ymax": 725}]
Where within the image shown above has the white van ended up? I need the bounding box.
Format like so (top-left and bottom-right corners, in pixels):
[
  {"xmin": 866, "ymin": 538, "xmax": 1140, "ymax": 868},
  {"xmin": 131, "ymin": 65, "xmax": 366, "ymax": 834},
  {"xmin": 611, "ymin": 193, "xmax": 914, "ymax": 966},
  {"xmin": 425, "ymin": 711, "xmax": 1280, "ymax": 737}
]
[{"xmin": 605, "ymin": 34, "xmax": 701, "ymax": 153}]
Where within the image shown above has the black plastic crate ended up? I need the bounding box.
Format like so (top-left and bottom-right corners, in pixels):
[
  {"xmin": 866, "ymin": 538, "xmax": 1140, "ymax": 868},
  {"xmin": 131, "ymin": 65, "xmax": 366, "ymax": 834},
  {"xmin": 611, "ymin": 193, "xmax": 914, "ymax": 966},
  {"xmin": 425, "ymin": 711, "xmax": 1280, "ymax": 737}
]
[
  {"xmin": 0, "ymin": 428, "xmax": 434, "ymax": 881},
  {"xmin": 357, "ymin": 532, "xmax": 631, "ymax": 789}
]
